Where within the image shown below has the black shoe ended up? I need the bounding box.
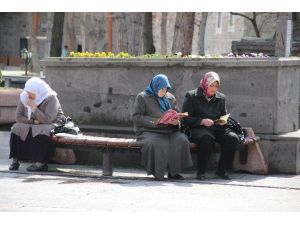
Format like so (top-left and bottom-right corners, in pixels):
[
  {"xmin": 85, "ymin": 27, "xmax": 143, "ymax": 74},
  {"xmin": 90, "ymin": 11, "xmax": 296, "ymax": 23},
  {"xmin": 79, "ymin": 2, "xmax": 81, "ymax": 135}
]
[
  {"xmin": 216, "ymin": 170, "xmax": 231, "ymax": 180},
  {"xmin": 9, "ymin": 162, "xmax": 20, "ymax": 171},
  {"xmin": 26, "ymin": 164, "xmax": 48, "ymax": 172},
  {"xmin": 196, "ymin": 173, "xmax": 207, "ymax": 180},
  {"xmin": 168, "ymin": 173, "xmax": 184, "ymax": 180}
]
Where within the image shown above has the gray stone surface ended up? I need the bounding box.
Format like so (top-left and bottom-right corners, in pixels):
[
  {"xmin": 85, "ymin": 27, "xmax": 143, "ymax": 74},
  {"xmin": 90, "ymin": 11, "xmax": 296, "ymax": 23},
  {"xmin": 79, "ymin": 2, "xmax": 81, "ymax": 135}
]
[
  {"xmin": 1, "ymin": 130, "xmax": 300, "ymax": 212},
  {"xmin": 0, "ymin": 88, "xmax": 22, "ymax": 124},
  {"xmin": 260, "ymin": 130, "xmax": 300, "ymax": 174},
  {"xmin": 41, "ymin": 57, "xmax": 300, "ymax": 134}
]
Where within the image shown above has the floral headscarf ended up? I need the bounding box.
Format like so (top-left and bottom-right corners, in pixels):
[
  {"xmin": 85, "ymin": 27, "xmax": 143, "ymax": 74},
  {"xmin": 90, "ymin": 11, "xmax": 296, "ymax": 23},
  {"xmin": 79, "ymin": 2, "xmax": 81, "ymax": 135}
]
[{"xmin": 199, "ymin": 71, "xmax": 220, "ymax": 97}]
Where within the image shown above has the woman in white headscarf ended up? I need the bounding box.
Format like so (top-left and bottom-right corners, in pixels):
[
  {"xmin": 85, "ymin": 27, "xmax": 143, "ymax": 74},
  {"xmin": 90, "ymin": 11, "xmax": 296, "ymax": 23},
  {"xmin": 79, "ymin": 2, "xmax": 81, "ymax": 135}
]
[{"xmin": 9, "ymin": 77, "xmax": 65, "ymax": 172}]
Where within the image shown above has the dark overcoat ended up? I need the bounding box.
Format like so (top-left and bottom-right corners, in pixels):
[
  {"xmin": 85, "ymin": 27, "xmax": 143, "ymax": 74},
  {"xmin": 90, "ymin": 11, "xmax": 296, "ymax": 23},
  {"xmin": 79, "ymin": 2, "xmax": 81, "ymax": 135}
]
[
  {"xmin": 182, "ymin": 87, "xmax": 227, "ymax": 140},
  {"xmin": 132, "ymin": 91, "xmax": 193, "ymax": 180}
]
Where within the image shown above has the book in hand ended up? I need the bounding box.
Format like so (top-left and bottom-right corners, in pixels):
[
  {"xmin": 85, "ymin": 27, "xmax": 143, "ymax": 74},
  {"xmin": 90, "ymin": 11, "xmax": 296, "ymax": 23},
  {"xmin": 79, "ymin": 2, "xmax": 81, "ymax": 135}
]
[
  {"xmin": 214, "ymin": 113, "xmax": 231, "ymax": 125},
  {"xmin": 156, "ymin": 109, "xmax": 189, "ymax": 125}
]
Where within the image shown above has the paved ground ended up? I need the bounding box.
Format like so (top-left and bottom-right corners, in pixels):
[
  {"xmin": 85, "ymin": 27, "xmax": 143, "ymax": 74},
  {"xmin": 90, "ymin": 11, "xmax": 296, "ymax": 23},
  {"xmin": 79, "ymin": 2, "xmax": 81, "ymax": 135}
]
[{"xmin": 1, "ymin": 130, "xmax": 300, "ymax": 212}]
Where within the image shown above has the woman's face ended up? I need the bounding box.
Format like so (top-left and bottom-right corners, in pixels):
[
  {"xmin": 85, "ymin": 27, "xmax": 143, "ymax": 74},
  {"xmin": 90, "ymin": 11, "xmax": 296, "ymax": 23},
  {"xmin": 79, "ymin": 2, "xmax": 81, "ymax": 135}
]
[
  {"xmin": 206, "ymin": 81, "xmax": 219, "ymax": 97},
  {"xmin": 157, "ymin": 88, "xmax": 168, "ymax": 97},
  {"xmin": 26, "ymin": 91, "xmax": 36, "ymax": 100}
]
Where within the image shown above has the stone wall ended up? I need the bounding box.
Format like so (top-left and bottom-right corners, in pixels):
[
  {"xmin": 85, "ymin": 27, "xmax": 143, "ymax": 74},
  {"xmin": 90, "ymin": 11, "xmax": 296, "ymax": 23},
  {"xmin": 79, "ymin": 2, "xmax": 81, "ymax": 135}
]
[
  {"xmin": 41, "ymin": 57, "xmax": 300, "ymax": 135},
  {"xmin": 0, "ymin": 13, "xmax": 27, "ymax": 57},
  {"xmin": 41, "ymin": 57, "xmax": 300, "ymax": 174}
]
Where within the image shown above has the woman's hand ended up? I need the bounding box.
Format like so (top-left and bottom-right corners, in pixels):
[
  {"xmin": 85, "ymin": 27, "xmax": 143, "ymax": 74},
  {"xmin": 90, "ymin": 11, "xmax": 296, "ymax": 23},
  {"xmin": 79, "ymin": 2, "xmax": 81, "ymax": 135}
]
[
  {"xmin": 168, "ymin": 118, "xmax": 179, "ymax": 126},
  {"xmin": 26, "ymin": 99, "xmax": 37, "ymax": 111},
  {"xmin": 33, "ymin": 119, "xmax": 41, "ymax": 125},
  {"xmin": 200, "ymin": 118, "xmax": 214, "ymax": 127}
]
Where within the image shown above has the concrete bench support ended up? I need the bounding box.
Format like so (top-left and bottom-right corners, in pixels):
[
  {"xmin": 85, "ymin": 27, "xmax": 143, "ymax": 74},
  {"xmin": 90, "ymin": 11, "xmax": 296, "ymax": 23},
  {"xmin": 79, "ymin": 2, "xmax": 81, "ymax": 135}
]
[
  {"xmin": 233, "ymin": 128, "xmax": 268, "ymax": 174},
  {"xmin": 102, "ymin": 148, "xmax": 114, "ymax": 176}
]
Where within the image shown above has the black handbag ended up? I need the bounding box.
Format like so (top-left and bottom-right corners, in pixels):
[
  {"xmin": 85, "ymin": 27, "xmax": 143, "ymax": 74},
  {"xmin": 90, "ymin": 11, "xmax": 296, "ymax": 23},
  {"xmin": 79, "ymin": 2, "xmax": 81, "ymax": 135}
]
[
  {"xmin": 50, "ymin": 117, "xmax": 81, "ymax": 136},
  {"xmin": 226, "ymin": 117, "xmax": 245, "ymax": 143}
]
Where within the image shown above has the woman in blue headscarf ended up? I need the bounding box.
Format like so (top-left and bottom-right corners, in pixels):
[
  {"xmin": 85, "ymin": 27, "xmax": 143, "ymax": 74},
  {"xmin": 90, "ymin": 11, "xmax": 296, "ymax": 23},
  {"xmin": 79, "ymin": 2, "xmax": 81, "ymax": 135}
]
[{"xmin": 132, "ymin": 74, "xmax": 193, "ymax": 180}]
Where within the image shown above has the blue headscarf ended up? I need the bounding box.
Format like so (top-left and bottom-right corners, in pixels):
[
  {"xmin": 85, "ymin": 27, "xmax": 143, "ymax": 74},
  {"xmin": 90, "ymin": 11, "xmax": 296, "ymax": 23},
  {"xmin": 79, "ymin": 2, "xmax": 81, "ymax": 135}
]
[{"xmin": 145, "ymin": 74, "xmax": 172, "ymax": 113}]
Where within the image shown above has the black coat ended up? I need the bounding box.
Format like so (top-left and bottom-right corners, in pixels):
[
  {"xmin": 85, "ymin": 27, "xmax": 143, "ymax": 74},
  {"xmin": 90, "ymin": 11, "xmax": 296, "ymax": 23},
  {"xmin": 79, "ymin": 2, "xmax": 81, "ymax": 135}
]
[{"xmin": 181, "ymin": 87, "xmax": 227, "ymax": 140}]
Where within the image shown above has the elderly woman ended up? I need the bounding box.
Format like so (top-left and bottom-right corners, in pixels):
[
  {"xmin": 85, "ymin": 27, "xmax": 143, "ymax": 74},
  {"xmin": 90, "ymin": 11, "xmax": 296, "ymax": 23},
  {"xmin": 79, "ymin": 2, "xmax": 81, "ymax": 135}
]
[
  {"xmin": 9, "ymin": 77, "xmax": 65, "ymax": 172},
  {"xmin": 182, "ymin": 71, "xmax": 239, "ymax": 180},
  {"xmin": 132, "ymin": 74, "xmax": 193, "ymax": 181}
]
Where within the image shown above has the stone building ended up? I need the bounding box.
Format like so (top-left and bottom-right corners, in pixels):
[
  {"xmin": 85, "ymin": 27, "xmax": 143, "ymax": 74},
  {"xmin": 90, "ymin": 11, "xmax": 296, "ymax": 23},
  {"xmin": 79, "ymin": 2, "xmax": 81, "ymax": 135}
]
[{"xmin": 0, "ymin": 12, "xmax": 48, "ymax": 66}]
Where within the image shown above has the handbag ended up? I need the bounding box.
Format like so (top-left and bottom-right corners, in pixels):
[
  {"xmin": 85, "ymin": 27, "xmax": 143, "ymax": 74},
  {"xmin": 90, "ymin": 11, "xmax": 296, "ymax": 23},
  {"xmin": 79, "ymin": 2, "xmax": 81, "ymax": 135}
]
[
  {"xmin": 226, "ymin": 117, "xmax": 245, "ymax": 143},
  {"xmin": 50, "ymin": 116, "xmax": 81, "ymax": 136}
]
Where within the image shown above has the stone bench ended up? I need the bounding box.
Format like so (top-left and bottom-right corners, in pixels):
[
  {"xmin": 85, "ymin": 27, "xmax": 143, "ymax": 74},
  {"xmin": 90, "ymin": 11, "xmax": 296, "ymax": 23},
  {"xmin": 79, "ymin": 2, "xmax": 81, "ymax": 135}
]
[{"xmin": 51, "ymin": 127, "xmax": 267, "ymax": 177}]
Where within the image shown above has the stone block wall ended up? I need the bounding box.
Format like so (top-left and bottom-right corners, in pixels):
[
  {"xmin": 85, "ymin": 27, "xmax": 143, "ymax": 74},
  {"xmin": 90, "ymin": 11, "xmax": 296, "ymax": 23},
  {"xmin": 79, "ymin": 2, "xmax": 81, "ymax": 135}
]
[{"xmin": 42, "ymin": 57, "xmax": 300, "ymax": 134}]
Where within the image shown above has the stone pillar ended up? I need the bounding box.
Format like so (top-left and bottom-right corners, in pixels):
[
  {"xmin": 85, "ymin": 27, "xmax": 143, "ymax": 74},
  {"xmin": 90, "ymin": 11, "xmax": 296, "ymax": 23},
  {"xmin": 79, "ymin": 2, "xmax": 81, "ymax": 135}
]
[{"xmin": 275, "ymin": 13, "xmax": 293, "ymax": 57}]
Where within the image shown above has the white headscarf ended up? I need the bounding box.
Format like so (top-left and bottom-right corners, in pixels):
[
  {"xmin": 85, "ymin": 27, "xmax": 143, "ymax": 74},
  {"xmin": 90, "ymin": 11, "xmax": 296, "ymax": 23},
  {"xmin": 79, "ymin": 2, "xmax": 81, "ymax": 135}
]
[{"xmin": 20, "ymin": 77, "xmax": 57, "ymax": 120}]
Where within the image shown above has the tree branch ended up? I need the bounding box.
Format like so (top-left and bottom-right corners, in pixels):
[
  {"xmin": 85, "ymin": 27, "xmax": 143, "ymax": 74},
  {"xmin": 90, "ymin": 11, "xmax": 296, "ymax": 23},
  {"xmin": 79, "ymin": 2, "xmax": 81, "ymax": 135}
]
[{"xmin": 230, "ymin": 12, "xmax": 253, "ymax": 22}]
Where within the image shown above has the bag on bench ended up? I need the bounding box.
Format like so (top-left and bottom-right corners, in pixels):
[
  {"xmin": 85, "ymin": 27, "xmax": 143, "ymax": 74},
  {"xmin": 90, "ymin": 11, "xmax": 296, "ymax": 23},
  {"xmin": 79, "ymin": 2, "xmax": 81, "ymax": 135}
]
[
  {"xmin": 50, "ymin": 116, "xmax": 81, "ymax": 136},
  {"xmin": 226, "ymin": 117, "xmax": 245, "ymax": 143}
]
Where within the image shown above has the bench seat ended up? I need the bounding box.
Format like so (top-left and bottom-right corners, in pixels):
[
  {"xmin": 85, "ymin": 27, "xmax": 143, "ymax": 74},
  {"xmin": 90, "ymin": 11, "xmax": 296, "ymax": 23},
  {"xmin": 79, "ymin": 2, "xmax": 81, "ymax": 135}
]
[{"xmin": 51, "ymin": 127, "xmax": 267, "ymax": 177}]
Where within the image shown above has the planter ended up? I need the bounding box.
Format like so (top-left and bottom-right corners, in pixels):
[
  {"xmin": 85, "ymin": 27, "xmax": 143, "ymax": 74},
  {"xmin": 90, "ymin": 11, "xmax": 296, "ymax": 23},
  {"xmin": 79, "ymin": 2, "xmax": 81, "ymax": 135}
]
[{"xmin": 41, "ymin": 57, "xmax": 300, "ymax": 134}]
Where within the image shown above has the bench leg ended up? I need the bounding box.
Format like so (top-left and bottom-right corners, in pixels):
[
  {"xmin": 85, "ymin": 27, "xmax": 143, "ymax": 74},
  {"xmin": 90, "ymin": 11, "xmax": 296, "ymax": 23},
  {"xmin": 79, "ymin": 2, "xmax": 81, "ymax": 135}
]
[{"xmin": 102, "ymin": 148, "xmax": 113, "ymax": 176}]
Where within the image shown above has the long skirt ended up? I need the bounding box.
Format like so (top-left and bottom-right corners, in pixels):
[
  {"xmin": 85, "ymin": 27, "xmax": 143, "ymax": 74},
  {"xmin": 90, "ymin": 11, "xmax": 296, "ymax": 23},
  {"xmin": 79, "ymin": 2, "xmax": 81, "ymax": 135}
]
[
  {"xmin": 9, "ymin": 128, "xmax": 55, "ymax": 163},
  {"xmin": 137, "ymin": 131, "xmax": 193, "ymax": 180}
]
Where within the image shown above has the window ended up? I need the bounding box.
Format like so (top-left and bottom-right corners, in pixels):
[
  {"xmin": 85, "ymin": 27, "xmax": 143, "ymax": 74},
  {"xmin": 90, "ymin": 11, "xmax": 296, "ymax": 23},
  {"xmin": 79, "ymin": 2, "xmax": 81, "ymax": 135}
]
[
  {"xmin": 216, "ymin": 12, "xmax": 222, "ymax": 33},
  {"xmin": 228, "ymin": 13, "xmax": 235, "ymax": 32}
]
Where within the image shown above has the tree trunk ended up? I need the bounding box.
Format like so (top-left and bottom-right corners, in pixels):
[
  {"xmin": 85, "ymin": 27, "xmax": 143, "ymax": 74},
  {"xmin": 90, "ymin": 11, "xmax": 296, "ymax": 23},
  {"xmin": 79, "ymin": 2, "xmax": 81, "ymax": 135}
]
[
  {"xmin": 198, "ymin": 12, "xmax": 208, "ymax": 55},
  {"xmin": 113, "ymin": 12, "xmax": 145, "ymax": 55},
  {"xmin": 293, "ymin": 12, "xmax": 300, "ymax": 41},
  {"xmin": 50, "ymin": 12, "xmax": 65, "ymax": 57},
  {"xmin": 126, "ymin": 13, "xmax": 144, "ymax": 55},
  {"xmin": 66, "ymin": 12, "xmax": 77, "ymax": 51},
  {"xmin": 26, "ymin": 12, "xmax": 40, "ymax": 74},
  {"xmin": 143, "ymin": 12, "xmax": 155, "ymax": 54},
  {"xmin": 112, "ymin": 12, "xmax": 127, "ymax": 53},
  {"xmin": 80, "ymin": 12, "xmax": 86, "ymax": 52},
  {"xmin": 251, "ymin": 13, "xmax": 261, "ymax": 37},
  {"xmin": 161, "ymin": 12, "xmax": 168, "ymax": 54},
  {"xmin": 45, "ymin": 12, "xmax": 54, "ymax": 57},
  {"xmin": 172, "ymin": 12, "xmax": 195, "ymax": 55}
]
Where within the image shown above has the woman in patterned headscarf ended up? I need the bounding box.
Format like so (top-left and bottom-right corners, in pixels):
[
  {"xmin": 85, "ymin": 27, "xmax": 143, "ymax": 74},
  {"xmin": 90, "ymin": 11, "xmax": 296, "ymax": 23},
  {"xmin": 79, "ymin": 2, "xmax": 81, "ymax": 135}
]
[
  {"xmin": 133, "ymin": 74, "xmax": 193, "ymax": 181},
  {"xmin": 182, "ymin": 71, "xmax": 239, "ymax": 180},
  {"xmin": 9, "ymin": 77, "xmax": 65, "ymax": 172}
]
